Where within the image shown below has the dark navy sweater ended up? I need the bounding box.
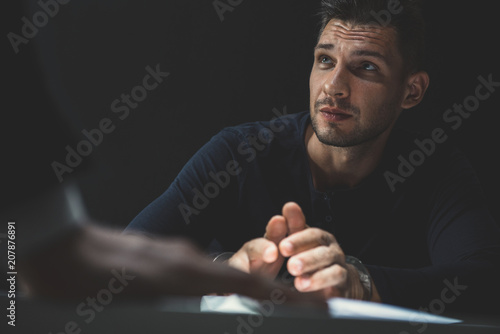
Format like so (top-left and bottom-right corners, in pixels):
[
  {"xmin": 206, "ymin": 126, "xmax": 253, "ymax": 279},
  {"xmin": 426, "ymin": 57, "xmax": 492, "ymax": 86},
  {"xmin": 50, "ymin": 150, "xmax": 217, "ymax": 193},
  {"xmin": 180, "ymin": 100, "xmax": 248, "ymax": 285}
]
[{"xmin": 126, "ymin": 111, "xmax": 500, "ymax": 314}]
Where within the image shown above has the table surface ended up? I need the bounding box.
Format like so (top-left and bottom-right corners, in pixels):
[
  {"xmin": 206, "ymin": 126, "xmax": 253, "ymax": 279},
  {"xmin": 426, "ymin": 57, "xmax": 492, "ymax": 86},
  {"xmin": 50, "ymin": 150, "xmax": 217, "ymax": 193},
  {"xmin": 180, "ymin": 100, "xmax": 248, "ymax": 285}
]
[{"xmin": 4, "ymin": 295, "xmax": 499, "ymax": 334}]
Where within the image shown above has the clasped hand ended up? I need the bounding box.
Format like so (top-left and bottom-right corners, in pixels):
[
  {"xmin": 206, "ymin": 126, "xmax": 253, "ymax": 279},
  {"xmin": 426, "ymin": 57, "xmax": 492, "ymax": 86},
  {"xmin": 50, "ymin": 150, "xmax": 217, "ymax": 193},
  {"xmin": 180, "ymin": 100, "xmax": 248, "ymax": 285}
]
[{"xmin": 228, "ymin": 202, "xmax": 368, "ymax": 300}]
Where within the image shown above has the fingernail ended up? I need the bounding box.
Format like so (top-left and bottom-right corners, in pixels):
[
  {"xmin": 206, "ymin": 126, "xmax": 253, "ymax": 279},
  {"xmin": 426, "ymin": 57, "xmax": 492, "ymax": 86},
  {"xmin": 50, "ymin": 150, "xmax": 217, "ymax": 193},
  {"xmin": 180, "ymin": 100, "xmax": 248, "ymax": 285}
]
[
  {"xmin": 289, "ymin": 258, "xmax": 302, "ymax": 275},
  {"xmin": 300, "ymin": 277, "xmax": 311, "ymax": 289},
  {"xmin": 281, "ymin": 241, "xmax": 293, "ymax": 254},
  {"xmin": 263, "ymin": 247, "xmax": 274, "ymax": 262}
]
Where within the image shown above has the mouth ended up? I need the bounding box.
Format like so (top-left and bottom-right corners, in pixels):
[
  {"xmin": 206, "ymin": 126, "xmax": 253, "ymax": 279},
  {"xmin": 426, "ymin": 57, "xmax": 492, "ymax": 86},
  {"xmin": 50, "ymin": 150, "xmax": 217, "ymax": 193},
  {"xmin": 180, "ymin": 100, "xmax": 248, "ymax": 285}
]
[{"xmin": 319, "ymin": 106, "xmax": 353, "ymax": 122}]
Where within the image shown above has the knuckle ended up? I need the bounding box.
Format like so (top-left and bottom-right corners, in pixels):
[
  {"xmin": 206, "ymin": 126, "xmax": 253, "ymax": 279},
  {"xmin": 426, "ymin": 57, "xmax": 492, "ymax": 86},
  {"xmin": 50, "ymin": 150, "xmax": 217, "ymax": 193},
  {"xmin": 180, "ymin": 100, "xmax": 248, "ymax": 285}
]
[
  {"xmin": 298, "ymin": 247, "xmax": 323, "ymax": 270},
  {"xmin": 245, "ymin": 238, "xmax": 268, "ymax": 256},
  {"xmin": 320, "ymin": 233, "xmax": 330, "ymax": 245},
  {"xmin": 308, "ymin": 228, "xmax": 335, "ymax": 246},
  {"xmin": 312, "ymin": 269, "xmax": 334, "ymax": 289},
  {"xmin": 245, "ymin": 240, "xmax": 258, "ymax": 253},
  {"xmin": 332, "ymin": 264, "xmax": 347, "ymax": 280},
  {"xmin": 243, "ymin": 240, "xmax": 257, "ymax": 256},
  {"xmin": 331, "ymin": 246, "xmax": 345, "ymax": 263},
  {"xmin": 309, "ymin": 227, "xmax": 322, "ymax": 237},
  {"xmin": 338, "ymin": 251, "xmax": 346, "ymax": 263},
  {"xmin": 313, "ymin": 245, "xmax": 330, "ymax": 263},
  {"xmin": 322, "ymin": 247, "xmax": 337, "ymax": 266},
  {"xmin": 311, "ymin": 275, "xmax": 326, "ymax": 289}
]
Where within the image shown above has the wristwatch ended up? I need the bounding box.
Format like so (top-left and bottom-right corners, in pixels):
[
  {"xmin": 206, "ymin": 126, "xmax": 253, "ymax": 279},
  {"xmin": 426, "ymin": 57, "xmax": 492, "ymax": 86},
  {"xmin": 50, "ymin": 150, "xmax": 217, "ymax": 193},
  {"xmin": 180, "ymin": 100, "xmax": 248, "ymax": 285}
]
[
  {"xmin": 345, "ymin": 255, "xmax": 372, "ymax": 301},
  {"xmin": 212, "ymin": 252, "xmax": 235, "ymax": 263}
]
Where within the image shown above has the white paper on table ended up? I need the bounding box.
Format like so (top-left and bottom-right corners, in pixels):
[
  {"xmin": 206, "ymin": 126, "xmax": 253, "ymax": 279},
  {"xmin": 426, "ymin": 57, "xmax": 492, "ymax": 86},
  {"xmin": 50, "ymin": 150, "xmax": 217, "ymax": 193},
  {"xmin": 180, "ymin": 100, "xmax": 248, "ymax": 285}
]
[
  {"xmin": 327, "ymin": 298, "xmax": 461, "ymax": 324},
  {"xmin": 201, "ymin": 295, "xmax": 462, "ymax": 324},
  {"xmin": 201, "ymin": 295, "xmax": 262, "ymax": 314}
]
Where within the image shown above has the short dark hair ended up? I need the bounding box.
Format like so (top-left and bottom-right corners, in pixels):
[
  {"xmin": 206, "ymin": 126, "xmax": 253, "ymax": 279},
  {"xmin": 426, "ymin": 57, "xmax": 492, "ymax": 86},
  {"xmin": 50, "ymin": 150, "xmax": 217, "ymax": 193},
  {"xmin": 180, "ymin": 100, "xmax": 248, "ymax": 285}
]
[{"xmin": 317, "ymin": 0, "xmax": 426, "ymax": 74}]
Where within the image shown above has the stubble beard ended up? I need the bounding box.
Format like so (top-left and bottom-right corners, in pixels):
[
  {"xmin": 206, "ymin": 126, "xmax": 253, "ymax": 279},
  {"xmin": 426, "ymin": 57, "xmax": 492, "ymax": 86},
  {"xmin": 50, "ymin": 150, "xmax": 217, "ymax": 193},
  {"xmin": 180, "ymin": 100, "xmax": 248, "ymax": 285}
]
[{"xmin": 310, "ymin": 98, "xmax": 399, "ymax": 148}]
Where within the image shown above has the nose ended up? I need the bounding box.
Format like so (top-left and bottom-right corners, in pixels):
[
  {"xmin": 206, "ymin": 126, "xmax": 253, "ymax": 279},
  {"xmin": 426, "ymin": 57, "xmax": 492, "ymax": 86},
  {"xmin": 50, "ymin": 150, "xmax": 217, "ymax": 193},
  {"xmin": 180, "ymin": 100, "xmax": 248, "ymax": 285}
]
[{"xmin": 323, "ymin": 64, "xmax": 350, "ymax": 99}]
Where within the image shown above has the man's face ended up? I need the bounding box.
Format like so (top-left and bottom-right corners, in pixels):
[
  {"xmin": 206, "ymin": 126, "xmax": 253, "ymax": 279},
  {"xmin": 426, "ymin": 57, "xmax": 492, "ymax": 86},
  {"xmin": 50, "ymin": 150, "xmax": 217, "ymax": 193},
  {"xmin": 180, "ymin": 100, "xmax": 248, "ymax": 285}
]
[{"xmin": 309, "ymin": 19, "xmax": 407, "ymax": 147}]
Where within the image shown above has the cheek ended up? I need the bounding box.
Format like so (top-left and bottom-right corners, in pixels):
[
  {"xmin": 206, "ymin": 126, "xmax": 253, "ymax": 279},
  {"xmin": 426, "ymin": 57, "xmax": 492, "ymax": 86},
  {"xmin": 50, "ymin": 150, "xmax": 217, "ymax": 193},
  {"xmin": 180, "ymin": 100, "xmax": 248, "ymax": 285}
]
[
  {"xmin": 309, "ymin": 73, "xmax": 322, "ymax": 99},
  {"xmin": 354, "ymin": 83, "xmax": 392, "ymax": 108}
]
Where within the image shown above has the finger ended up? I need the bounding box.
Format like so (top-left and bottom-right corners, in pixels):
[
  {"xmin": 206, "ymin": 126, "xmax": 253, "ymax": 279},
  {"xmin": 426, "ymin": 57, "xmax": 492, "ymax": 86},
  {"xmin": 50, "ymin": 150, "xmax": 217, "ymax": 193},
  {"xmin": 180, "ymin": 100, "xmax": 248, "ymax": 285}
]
[
  {"xmin": 201, "ymin": 265, "xmax": 327, "ymax": 309},
  {"xmin": 242, "ymin": 277, "xmax": 327, "ymax": 309},
  {"xmin": 264, "ymin": 215, "xmax": 288, "ymax": 245},
  {"xmin": 227, "ymin": 238, "xmax": 278, "ymax": 273},
  {"xmin": 166, "ymin": 253, "xmax": 327, "ymax": 307},
  {"xmin": 282, "ymin": 202, "xmax": 307, "ymax": 235},
  {"xmin": 279, "ymin": 228, "xmax": 337, "ymax": 257},
  {"xmin": 245, "ymin": 238, "xmax": 280, "ymax": 264},
  {"xmin": 294, "ymin": 264, "xmax": 348, "ymax": 292},
  {"xmin": 227, "ymin": 252, "xmax": 251, "ymax": 273},
  {"xmin": 287, "ymin": 245, "xmax": 344, "ymax": 276}
]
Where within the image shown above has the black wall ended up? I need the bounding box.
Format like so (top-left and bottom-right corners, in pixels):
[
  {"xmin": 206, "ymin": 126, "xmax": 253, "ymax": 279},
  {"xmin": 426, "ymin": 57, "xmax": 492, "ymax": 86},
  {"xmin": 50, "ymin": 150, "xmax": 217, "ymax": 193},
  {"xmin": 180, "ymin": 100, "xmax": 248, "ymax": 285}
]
[{"xmin": 6, "ymin": 0, "xmax": 500, "ymax": 228}]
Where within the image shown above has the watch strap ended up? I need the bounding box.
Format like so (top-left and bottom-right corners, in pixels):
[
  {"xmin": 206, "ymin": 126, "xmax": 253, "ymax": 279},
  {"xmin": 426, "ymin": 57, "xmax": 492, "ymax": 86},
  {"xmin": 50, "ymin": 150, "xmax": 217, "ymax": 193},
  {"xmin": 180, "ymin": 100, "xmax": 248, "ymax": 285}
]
[{"xmin": 345, "ymin": 255, "xmax": 372, "ymax": 301}]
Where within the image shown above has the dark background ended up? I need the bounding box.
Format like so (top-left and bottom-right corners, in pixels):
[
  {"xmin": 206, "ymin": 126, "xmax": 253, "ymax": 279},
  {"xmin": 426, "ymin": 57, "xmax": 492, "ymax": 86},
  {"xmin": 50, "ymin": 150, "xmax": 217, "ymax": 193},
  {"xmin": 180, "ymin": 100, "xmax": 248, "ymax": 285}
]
[{"xmin": 4, "ymin": 0, "xmax": 500, "ymax": 228}]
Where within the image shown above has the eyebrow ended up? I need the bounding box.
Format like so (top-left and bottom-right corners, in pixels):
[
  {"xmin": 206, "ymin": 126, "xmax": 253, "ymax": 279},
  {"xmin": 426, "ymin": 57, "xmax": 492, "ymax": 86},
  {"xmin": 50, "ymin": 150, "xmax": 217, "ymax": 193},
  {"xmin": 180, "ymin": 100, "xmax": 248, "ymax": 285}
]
[
  {"xmin": 351, "ymin": 50, "xmax": 387, "ymax": 63},
  {"xmin": 315, "ymin": 43, "xmax": 334, "ymax": 51},
  {"xmin": 315, "ymin": 44, "xmax": 388, "ymax": 65}
]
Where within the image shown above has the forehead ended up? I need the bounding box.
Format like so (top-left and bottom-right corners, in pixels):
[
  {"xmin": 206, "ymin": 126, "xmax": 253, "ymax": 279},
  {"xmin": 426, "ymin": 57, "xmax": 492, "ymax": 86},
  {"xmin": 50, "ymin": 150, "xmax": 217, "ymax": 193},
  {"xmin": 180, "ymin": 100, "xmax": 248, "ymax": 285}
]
[{"xmin": 318, "ymin": 19, "xmax": 400, "ymax": 57}]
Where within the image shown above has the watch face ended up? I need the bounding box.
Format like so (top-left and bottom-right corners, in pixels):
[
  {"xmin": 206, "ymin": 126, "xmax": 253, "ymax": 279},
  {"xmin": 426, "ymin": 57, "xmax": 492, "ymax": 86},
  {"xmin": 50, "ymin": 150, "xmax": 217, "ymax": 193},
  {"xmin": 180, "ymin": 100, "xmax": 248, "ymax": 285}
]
[
  {"xmin": 345, "ymin": 256, "xmax": 372, "ymax": 300},
  {"xmin": 359, "ymin": 273, "xmax": 370, "ymax": 282}
]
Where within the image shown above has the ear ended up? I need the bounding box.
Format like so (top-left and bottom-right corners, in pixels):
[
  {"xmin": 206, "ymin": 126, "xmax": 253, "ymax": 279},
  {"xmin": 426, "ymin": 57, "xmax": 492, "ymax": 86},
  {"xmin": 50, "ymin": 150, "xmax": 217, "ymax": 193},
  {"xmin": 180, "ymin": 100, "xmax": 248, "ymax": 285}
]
[{"xmin": 401, "ymin": 71, "xmax": 430, "ymax": 109}]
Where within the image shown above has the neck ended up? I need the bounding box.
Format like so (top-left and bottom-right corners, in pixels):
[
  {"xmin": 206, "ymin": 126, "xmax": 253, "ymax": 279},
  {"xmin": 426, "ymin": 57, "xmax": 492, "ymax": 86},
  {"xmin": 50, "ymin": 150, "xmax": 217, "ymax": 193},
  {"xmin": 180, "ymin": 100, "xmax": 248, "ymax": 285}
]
[{"xmin": 305, "ymin": 125, "xmax": 390, "ymax": 191}]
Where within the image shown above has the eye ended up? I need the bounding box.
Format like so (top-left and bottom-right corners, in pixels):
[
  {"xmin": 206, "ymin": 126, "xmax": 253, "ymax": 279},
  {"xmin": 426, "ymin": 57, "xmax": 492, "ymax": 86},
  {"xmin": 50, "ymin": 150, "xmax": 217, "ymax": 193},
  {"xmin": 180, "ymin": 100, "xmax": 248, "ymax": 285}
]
[
  {"xmin": 316, "ymin": 55, "xmax": 332, "ymax": 65},
  {"xmin": 320, "ymin": 56, "xmax": 332, "ymax": 63},
  {"xmin": 316, "ymin": 55, "xmax": 334, "ymax": 69},
  {"xmin": 361, "ymin": 62, "xmax": 378, "ymax": 71}
]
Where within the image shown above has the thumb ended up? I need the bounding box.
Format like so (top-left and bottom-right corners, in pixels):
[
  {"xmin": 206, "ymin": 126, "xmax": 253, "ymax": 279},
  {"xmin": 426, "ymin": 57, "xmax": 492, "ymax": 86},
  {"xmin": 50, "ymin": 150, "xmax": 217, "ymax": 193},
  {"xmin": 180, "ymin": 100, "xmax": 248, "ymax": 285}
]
[
  {"xmin": 282, "ymin": 202, "xmax": 307, "ymax": 235},
  {"xmin": 245, "ymin": 238, "xmax": 280, "ymax": 264},
  {"xmin": 264, "ymin": 215, "xmax": 287, "ymax": 245}
]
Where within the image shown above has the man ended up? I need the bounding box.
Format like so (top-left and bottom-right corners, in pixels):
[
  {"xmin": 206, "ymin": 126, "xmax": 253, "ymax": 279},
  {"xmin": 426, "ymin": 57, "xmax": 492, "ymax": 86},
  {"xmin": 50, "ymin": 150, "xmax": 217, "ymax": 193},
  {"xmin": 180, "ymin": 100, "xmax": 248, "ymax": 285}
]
[{"xmin": 126, "ymin": 0, "xmax": 500, "ymax": 314}]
